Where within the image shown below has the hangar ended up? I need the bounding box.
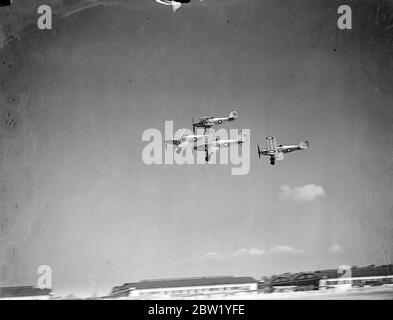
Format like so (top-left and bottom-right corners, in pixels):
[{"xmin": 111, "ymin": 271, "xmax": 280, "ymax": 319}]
[{"xmin": 110, "ymin": 276, "xmax": 257, "ymax": 298}]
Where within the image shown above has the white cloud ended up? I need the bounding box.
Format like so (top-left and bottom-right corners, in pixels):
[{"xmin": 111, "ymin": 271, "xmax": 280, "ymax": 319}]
[
  {"xmin": 279, "ymin": 184, "xmax": 326, "ymax": 202},
  {"xmin": 328, "ymin": 243, "xmax": 344, "ymax": 254},
  {"xmin": 203, "ymin": 251, "xmax": 225, "ymax": 260},
  {"xmin": 198, "ymin": 245, "xmax": 302, "ymax": 261},
  {"xmin": 232, "ymin": 248, "xmax": 265, "ymax": 257},
  {"xmin": 267, "ymin": 245, "xmax": 303, "ymax": 255}
]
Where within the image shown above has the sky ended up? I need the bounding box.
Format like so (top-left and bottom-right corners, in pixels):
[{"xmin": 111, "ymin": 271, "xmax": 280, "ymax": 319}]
[{"xmin": 0, "ymin": 0, "xmax": 392, "ymax": 297}]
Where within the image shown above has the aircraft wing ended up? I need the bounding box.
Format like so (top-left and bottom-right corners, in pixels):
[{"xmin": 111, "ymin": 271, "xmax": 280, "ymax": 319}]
[
  {"xmin": 201, "ymin": 118, "xmax": 213, "ymax": 126},
  {"xmin": 278, "ymin": 145, "xmax": 302, "ymax": 154}
]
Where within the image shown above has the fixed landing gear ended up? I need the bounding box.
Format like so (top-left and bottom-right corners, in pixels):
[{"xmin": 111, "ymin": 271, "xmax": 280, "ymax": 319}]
[
  {"xmin": 270, "ymin": 157, "xmax": 275, "ymax": 165},
  {"xmin": 205, "ymin": 152, "xmax": 213, "ymax": 163}
]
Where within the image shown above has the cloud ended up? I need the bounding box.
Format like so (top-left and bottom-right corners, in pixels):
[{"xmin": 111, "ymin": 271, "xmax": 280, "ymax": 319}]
[
  {"xmin": 203, "ymin": 251, "xmax": 225, "ymax": 260},
  {"xmin": 196, "ymin": 245, "xmax": 302, "ymax": 262},
  {"xmin": 328, "ymin": 243, "xmax": 344, "ymax": 254},
  {"xmin": 232, "ymin": 248, "xmax": 265, "ymax": 257},
  {"xmin": 267, "ymin": 245, "xmax": 303, "ymax": 255},
  {"xmin": 279, "ymin": 184, "xmax": 326, "ymax": 202}
]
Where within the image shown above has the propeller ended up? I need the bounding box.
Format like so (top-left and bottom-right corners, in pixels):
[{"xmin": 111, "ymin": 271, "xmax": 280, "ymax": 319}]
[{"xmin": 257, "ymin": 144, "xmax": 261, "ymax": 158}]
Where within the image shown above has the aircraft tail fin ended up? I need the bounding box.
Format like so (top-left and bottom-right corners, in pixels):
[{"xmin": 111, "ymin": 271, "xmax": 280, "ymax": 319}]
[
  {"xmin": 299, "ymin": 139, "xmax": 310, "ymax": 150},
  {"xmin": 229, "ymin": 110, "xmax": 238, "ymax": 120}
]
